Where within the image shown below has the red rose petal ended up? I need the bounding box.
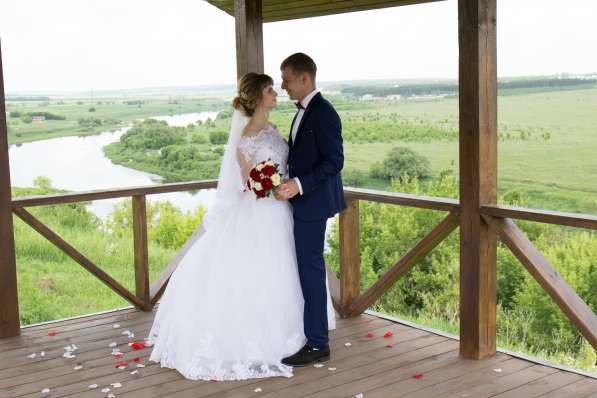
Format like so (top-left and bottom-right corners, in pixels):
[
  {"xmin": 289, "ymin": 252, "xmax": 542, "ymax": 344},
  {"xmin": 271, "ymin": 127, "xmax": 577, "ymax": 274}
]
[
  {"xmin": 386, "ymin": 344, "xmax": 395, "ymax": 348},
  {"xmin": 47, "ymin": 332, "xmax": 57, "ymax": 336},
  {"xmin": 383, "ymin": 331, "xmax": 394, "ymax": 338},
  {"xmin": 131, "ymin": 342, "xmax": 145, "ymax": 350},
  {"xmin": 133, "ymin": 357, "xmax": 141, "ymax": 362},
  {"xmin": 115, "ymin": 361, "xmax": 128, "ymax": 368},
  {"xmin": 113, "ymin": 353, "xmax": 123, "ymax": 359},
  {"xmin": 365, "ymin": 332, "xmax": 374, "ymax": 338},
  {"xmin": 413, "ymin": 373, "xmax": 424, "ymax": 379}
]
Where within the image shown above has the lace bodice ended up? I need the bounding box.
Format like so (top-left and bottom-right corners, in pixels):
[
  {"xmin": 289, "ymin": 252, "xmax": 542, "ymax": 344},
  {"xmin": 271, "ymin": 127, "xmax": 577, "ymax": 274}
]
[{"xmin": 237, "ymin": 124, "xmax": 289, "ymax": 182}]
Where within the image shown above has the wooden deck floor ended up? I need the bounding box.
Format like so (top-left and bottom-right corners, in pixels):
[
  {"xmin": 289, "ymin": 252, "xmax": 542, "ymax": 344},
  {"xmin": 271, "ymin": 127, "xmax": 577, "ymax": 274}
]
[{"xmin": 0, "ymin": 308, "xmax": 595, "ymax": 398}]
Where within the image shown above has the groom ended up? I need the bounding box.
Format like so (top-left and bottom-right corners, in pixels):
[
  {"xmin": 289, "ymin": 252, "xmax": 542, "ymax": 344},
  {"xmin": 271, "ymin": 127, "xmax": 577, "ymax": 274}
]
[{"xmin": 275, "ymin": 53, "xmax": 346, "ymax": 367}]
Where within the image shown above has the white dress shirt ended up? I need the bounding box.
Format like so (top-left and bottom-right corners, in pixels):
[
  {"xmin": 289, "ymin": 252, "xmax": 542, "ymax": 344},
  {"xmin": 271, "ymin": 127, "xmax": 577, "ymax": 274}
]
[{"xmin": 291, "ymin": 89, "xmax": 319, "ymax": 195}]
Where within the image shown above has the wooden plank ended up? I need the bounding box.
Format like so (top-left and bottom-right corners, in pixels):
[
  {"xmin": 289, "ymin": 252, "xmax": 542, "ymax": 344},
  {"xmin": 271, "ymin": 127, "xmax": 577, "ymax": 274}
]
[
  {"xmin": 539, "ymin": 378, "xmax": 597, "ymax": 397},
  {"xmin": 263, "ymin": 0, "xmax": 443, "ymax": 22},
  {"xmin": 480, "ymin": 204, "xmax": 597, "ymax": 230},
  {"xmin": 108, "ymin": 325, "xmax": 444, "ymax": 397},
  {"xmin": 10, "ymin": 180, "xmax": 218, "ymax": 208},
  {"xmin": 206, "ymin": 0, "xmax": 444, "ymax": 22},
  {"xmin": 339, "ymin": 199, "xmax": 360, "ymax": 316},
  {"xmin": 490, "ymin": 370, "xmax": 583, "ymax": 398},
  {"xmin": 20, "ymin": 315, "xmax": 400, "ymax": 398},
  {"xmin": 364, "ymin": 356, "xmax": 516, "ymax": 398},
  {"xmin": 0, "ymin": 40, "xmax": 20, "ymax": 339},
  {"xmin": 235, "ymin": 0, "xmax": 264, "ymax": 79},
  {"xmin": 347, "ymin": 212, "xmax": 459, "ymax": 317},
  {"xmin": 458, "ymin": 0, "xmax": 498, "ymax": 360},
  {"xmin": 483, "ymin": 215, "xmax": 597, "ymax": 350},
  {"xmin": 12, "ymin": 207, "xmax": 144, "ymax": 310},
  {"xmin": 442, "ymin": 363, "xmax": 559, "ymax": 398},
  {"xmin": 149, "ymin": 226, "xmax": 206, "ymax": 307},
  {"xmin": 132, "ymin": 195, "xmax": 150, "ymax": 310},
  {"xmin": 344, "ymin": 187, "xmax": 459, "ymax": 212}
]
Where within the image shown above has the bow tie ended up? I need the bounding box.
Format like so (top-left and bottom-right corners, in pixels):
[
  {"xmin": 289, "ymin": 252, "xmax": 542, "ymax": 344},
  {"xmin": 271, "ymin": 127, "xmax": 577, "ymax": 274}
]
[{"xmin": 295, "ymin": 102, "xmax": 305, "ymax": 110}]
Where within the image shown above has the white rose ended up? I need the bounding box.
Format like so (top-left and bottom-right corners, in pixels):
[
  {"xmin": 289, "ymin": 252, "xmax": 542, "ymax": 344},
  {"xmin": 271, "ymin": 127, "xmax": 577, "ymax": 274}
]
[
  {"xmin": 256, "ymin": 164, "xmax": 264, "ymax": 171},
  {"xmin": 253, "ymin": 182, "xmax": 263, "ymax": 191},
  {"xmin": 271, "ymin": 174, "xmax": 281, "ymax": 186}
]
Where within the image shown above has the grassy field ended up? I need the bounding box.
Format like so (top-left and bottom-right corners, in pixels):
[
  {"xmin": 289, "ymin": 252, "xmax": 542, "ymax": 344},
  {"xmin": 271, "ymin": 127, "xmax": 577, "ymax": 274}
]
[
  {"xmin": 5, "ymin": 97, "xmax": 226, "ymax": 145},
  {"xmin": 333, "ymin": 86, "xmax": 597, "ymax": 214}
]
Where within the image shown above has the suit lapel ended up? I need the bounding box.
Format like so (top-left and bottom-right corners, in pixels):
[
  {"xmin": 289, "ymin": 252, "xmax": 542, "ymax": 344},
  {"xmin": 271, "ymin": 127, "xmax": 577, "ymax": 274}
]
[
  {"xmin": 292, "ymin": 92, "xmax": 321, "ymax": 148},
  {"xmin": 289, "ymin": 112, "xmax": 299, "ymax": 147}
]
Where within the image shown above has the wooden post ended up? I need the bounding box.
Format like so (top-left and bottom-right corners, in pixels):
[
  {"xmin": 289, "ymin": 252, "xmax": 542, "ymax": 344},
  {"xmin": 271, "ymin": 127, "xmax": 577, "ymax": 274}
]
[
  {"xmin": 339, "ymin": 199, "xmax": 360, "ymax": 317},
  {"xmin": 458, "ymin": 0, "xmax": 498, "ymax": 359},
  {"xmin": 0, "ymin": 40, "xmax": 21, "ymax": 337},
  {"xmin": 132, "ymin": 195, "xmax": 150, "ymax": 311},
  {"xmin": 234, "ymin": 0, "xmax": 264, "ymax": 79}
]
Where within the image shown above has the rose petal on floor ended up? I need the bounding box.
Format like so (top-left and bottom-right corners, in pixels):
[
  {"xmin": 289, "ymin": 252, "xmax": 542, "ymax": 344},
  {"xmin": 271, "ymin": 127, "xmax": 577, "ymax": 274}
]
[
  {"xmin": 355, "ymin": 393, "xmax": 364, "ymax": 398},
  {"xmin": 364, "ymin": 332, "xmax": 374, "ymax": 338},
  {"xmin": 328, "ymin": 367, "xmax": 337, "ymax": 371},
  {"xmin": 113, "ymin": 324, "xmax": 120, "ymax": 328},
  {"xmin": 47, "ymin": 332, "xmax": 57, "ymax": 337},
  {"xmin": 344, "ymin": 342, "xmax": 352, "ymax": 347},
  {"xmin": 413, "ymin": 373, "xmax": 424, "ymax": 379},
  {"xmin": 41, "ymin": 388, "xmax": 50, "ymax": 394},
  {"xmin": 101, "ymin": 387, "xmax": 111, "ymax": 393},
  {"xmin": 27, "ymin": 353, "xmax": 36, "ymax": 359},
  {"xmin": 73, "ymin": 365, "xmax": 83, "ymax": 370},
  {"xmin": 493, "ymin": 368, "xmax": 502, "ymax": 372},
  {"xmin": 109, "ymin": 342, "xmax": 118, "ymax": 348},
  {"xmin": 383, "ymin": 331, "xmax": 393, "ymax": 338},
  {"xmin": 313, "ymin": 363, "xmax": 324, "ymax": 368},
  {"xmin": 130, "ymin": 370, "xmax": 139, "ymax": 375},
  {"xmin": 111, "ymin": 382, "xmax": 122, "ymax": 388},
  {"xmin": 88, "ymin": 384, "xmax": 98, "ymax": 389},
  {"xmin": 254, "ymin": 387, "xmax": 262, "ymax": 392}
]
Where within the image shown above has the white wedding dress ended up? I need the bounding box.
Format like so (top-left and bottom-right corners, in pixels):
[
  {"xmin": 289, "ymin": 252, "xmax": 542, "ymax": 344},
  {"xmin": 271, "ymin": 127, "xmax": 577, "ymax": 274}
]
[{"xmin": 147, "ymin": 109, "xmax": 336, "ymax": 381}]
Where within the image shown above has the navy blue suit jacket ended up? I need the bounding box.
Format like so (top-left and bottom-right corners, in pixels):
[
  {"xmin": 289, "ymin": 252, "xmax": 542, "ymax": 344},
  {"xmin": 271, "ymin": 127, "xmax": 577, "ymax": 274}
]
[{"xmin": 287, "ymin": 92, "xmax": 347, "ymax": 221}]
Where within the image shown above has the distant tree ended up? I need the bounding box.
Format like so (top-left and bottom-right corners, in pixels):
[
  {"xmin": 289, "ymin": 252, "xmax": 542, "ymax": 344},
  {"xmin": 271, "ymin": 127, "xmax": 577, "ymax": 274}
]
[
  {"xmin": 209, "ymin": 130, "xmax": 228, "ymax": 145},
  {"xmin": 88, "ymin": 107, "xmax": 96, "ymax": 112},
  {"xmin": 370, "ymin": 147, "xmax": 431, "ymax": 181}
]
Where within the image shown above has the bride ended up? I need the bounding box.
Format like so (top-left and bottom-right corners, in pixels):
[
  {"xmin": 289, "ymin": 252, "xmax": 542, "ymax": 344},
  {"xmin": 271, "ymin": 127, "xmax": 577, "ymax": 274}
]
[{"xmin": 146, "ymin": 72, "xmax": 336, "ymax": 381}]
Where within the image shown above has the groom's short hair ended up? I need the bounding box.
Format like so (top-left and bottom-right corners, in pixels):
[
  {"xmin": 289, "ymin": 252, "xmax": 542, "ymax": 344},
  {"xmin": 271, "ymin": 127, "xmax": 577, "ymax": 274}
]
[{"xmin": 281, "ymin": 53, "xmax": 317, "ymax": 82}]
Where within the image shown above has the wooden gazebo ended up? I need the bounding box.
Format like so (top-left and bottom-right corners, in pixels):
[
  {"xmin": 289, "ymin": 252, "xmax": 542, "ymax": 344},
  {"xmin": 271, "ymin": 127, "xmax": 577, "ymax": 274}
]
[{"xmin": 1, "ymin": 0, "xmax": 596, "ymax": 396}]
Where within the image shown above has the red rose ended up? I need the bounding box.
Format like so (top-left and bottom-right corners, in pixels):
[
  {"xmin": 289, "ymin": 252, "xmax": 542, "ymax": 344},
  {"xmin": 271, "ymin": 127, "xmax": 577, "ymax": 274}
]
[
  {"xmin": 262, "ymin": 165, "xmax": 276, "ymax": 177},
  {"xmin": 131, "ymin": 342, "xmax": 145, "ymax": 350},
  {"xmin": 249, "ymin": 168, "xmax": 261, "ymax": 181},
  {"xmin": 261, "ymin": 178, "xmax": 273, "ymax": 190},
  {"xmin": 255, "ymin": 189, "xmax": 267, "ymax": 198}
]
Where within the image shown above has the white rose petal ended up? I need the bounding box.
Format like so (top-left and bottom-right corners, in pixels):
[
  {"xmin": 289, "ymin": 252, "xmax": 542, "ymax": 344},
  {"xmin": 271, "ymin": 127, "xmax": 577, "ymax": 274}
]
[
  {"xmin": 121, "ymin": 330, "xmax": 131, "ymax": 335},
  {"xmin": 73, "ymin": 365, "xmax": 83, "ymax": 370},
  {"xmin": 344, "ymin": 342, "xmax": 352, "ymax": 347},
  {"xmin": 108, "ymin": 394, "xmax": 116, "ymax": 398},
  {"xmin": 88, "ymin": 384, "xmax": 98, "ymax": 389},
  {"xmin": 355, "ymin": 394, "xmax": 364, "ymax": 398},
  {"xmin": 71, "ymin": 344, "xmax": 78, "ymax": 350},
  {"xmin": 130, "ymin": 370, "xmax": 139, "ymax": 375},
  {"xmin": 254, "ymin": 387, "xmax": 262, "ymax": 392},
  {"xmin": 111, "ymin": 383, "xmax": 122, "ymax": 388},
  {"xmin": 328, "ymin": 367, "xmax": 337, "ymax": 371},
  {"xmin": 101, "ymin": 387, "xmax": 111, "ymax": 393},
  {"xmin": 109, "ymin": 342, "xmax": 117, "ymax": 348},
  {"xmin": 40, "ymin": 351, "xmax": 45, "ymax": 357},
  {"xmin": 113, "ymin": 323, "xmax": 120, "ymax": 328},
  {"xmin": 118, "ymin": 366, "xmax": 127, "ymax": 370},
  {"xmin": 313, "ymin": 363, "xmax": 324, "ymax": 368},
  {"xmin": 493, "ymin": 368, "xmax": 502, "ymax": 373},
  {"xmin": 27, "ymin": 353, "xmax": 36, "ymax": 359},
  {"xmin": 41, "ymin": 388, "xmax": 51, "ymax": 394}
]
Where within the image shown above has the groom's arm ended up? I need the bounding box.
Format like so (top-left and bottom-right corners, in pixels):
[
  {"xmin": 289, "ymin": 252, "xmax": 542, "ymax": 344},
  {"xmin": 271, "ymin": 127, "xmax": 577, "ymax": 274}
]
[{"xmin": 296, "ymin": 108, "xmax": 343, "ymax": 195}]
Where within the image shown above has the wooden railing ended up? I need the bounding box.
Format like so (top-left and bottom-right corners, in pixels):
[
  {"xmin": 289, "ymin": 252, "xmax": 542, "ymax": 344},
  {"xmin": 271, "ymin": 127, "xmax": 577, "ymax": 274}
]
[{"xmin": 6, "ymin": 179, "xmax": 597, "ymax": 353}]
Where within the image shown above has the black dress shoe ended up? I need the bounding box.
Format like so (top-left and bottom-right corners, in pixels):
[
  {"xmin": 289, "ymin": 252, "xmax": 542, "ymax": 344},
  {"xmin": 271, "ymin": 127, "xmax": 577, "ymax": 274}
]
[{"xmin": 282, "ymin": 344, "xmax": 330, "ymax": 367}]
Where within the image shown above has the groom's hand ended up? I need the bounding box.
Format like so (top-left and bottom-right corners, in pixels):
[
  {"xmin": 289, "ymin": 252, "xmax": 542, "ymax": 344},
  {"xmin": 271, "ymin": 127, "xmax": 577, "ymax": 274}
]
[{"xmin": 275, "ymin": 179, "xmax": 300, "ymax": 200}]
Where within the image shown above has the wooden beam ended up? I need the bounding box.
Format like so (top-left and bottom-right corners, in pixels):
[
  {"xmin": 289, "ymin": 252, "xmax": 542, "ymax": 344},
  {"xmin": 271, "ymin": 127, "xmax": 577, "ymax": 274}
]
[
  {"xmin": 132, "ymin": 196, "xmax": 150, "ymax": 310},
  {"xmin": 484, "ymin": 215, "xmax": 597, "ymax": 350},
  {"xmin": 346, "ymin": 212, "xmax": 459, "ymax": 317},
  {"xmin": 344, "ymin": 187, "xmax": 459, "ymax": 212},
  {"xmin": 0, "ymin": 40, "xmax": 20, "ymax": 338},
  {"xmin": 480, "ymin": 205, "xmax": 597, "ymax": 231},
  {"xmin": 12, "ymin": 207, "xmax": 144, "ymax": 310},
  {"xmin": 234, "ymin": 0, "xmax": 264, "ymax": 79},
  {"xmin": 11, "ymin": 180, "xmax": 218, "ymax": 208},
  {"xmin": 458, "ymin": 0, "xmax": 498, "ymax": 359},
  {"xmin": 339, "ymin": 199, "xmax": 360, "ymax": 316}
]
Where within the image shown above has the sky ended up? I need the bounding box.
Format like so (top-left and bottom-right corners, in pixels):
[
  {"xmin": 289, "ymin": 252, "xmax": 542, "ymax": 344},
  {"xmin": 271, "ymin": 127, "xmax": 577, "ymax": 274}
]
[{"xmin": 0, "ymin": 0, "xmax": 596, "ymax": 93}]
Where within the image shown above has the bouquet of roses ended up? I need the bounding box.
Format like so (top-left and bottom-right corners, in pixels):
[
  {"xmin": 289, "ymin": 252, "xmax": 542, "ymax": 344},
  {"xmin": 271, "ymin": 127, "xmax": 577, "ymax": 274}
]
[{"xmin": 246, "ymin": 159, "xmax": 283, "ymax": 199}]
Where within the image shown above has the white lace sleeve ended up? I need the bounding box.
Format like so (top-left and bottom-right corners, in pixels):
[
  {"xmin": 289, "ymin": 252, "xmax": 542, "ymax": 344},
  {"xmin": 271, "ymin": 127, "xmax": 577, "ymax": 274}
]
[{"xmin": 237, "ymin": 137, "xmax": 254, "ymax": 183}]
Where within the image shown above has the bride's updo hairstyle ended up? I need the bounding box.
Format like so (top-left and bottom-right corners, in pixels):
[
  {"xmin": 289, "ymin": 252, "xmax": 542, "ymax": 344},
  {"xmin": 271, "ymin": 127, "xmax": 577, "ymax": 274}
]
[{"xmin": 232, "ymin": 72, "xmax": 274, "ymax": 116}]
